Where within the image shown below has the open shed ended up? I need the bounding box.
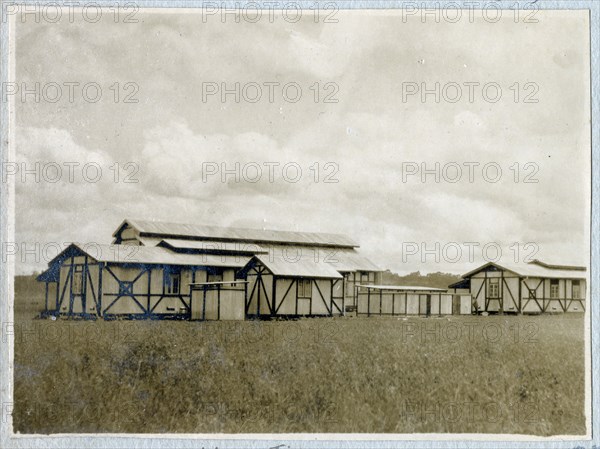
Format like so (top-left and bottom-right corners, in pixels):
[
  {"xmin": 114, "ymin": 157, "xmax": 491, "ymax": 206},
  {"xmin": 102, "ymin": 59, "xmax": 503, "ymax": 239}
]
[{"xmin": 355, "ymin": 285, "xmax": 457, "ymax": 316}]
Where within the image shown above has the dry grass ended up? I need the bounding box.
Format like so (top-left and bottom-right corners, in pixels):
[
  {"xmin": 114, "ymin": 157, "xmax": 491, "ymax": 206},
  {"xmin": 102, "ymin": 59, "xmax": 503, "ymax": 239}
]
[{"xmin": 12, "ymin": 287, "xmax": 585, "ymax": 435}]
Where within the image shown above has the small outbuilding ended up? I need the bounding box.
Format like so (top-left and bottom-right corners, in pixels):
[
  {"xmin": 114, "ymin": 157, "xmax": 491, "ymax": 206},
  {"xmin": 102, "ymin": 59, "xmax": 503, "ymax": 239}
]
[
  {"xmin": 355, "ymin": 285, "xmax": 458, "ymax": 316},
  {"xmin": 240, "ymin": 254, "xmax": 345, "ymax": 318}
]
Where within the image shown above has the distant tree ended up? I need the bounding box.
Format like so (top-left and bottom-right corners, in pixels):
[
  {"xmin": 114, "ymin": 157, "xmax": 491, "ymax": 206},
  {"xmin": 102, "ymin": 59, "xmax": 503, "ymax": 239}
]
[{"xmin": 380, "ymin": 270, "xmax": 461, "ymax": 289}]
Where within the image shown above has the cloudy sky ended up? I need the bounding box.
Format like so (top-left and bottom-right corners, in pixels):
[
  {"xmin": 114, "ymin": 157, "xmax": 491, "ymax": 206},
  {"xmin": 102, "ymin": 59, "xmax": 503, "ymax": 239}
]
[{"xmin": 13, "ymin": 8, "xmax": 590, "ymax": 275}]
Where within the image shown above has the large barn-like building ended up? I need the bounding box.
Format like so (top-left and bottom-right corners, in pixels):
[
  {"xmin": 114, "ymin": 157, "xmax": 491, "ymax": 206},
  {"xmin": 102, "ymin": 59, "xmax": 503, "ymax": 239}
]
[
  {"xmin": 37, "ymin": 219, "xmax": 382, "ymax": 320},
  {"xmin": 449, "ymin": 260, "xmax": 587, "ymax": 314}
]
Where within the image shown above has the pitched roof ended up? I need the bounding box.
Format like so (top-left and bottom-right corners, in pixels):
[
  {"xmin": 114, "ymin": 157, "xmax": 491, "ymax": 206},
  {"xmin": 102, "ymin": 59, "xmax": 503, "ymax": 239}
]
[
  {"xmin": 529, "ymin": 259, "xmax": 586, "ymax": 271},
  {"xmin": 160, "ymin": 239, "xmax": 381, "ymax": 273},
  {"xmin": 47, "ymin": 243, "xmax": 251, "ymax": 268},
  {"xmin": 113, "ymin": 218, "xmax": 358, "ymax": 248},
  {"xmin": 253, "ymin": 254, "xmax": 343, "ymax": 279},
  {"xmin": 159, "ymin": 238, "xmax": 270, "ymax": 254},
  {"xmin": 243, "ymin": 244, "xmax": 381, "ymax": 272},
  {"xmin": 460, "ymin": 261, "xmax": 587, "ymax": 280},
  {"xmin": 325, "ymin": 248, "xmax": 381, "ymax": 272},
  {"xmin": 157, "ymin": 240, "xmax": 380, "ymax": 272}
]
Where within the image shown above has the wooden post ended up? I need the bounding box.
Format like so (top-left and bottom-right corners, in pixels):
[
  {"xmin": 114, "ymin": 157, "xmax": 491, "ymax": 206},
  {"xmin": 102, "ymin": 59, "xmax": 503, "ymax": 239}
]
[
  {"xmin": 244, "ymin": 279, "xmax": 248, "ymax": 318},
  {"xmin": 257, "ymin": 273, "xmax": 261, "ymax": 316},
  {"xmin": 44, "ymin": 282, "xmax": 49, "ymax": 313},
  {"xmin": 499, "ymin": 271, "xmax": 504, "ymax": 315},
  {"xmin": 55, "ymin": 274, "xmax": 60, "ymax": 312},
  {"xmin": 272, "ymin": 277, "xmax": 277, "ymax": 318},
  {"xmin": 97, "ymin": 263, "xmax": 103, "ymax": 318},
  {"xmin": 295, "ymin": 279, "xmax": 299, "ymax": 316},
  {"xmin": 217, "ymin": 284, "xmax": 221, "ymax": 320},
  {"xmin": 518, "ymin": 277, "xmax": 522, "ymax": 314},
  {"xmin": 542, "ymin": 279, "xmax": 546, "ymax": 313},
  {"xmin": 68, "ymin": 255, "xmax": 74, "ymax": 318},
  {"xmin": 81, "ymin": 257, "xmax": 87, "ymax": 316},
  {"xmin": 147, "ymin": 269, "xmax": 152, "ymax": 317},
  {"xmin": 309, "ymin": 280, "xmax": 313, "ymax": 316},
  {"xmin": 341, "ymin": 279, "xmax": 345, "ymax": 317},
  {"xmin": 484, "ymin": 270, "xmax": 488, "ymax": 313},
  {"xmin": 329, "ymin": 280, "xmax": 334, "ymax": 317}
]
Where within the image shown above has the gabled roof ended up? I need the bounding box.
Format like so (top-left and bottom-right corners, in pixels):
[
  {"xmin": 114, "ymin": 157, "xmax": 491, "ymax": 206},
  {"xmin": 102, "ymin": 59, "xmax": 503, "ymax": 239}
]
[
  {"xmin": 460, "ymin": 261, "xmax": 587, "ymax": 280},
  {"xmin": 250, "ymin": 254, "xmax": 343, "ymax": 279},
  {"xmin": 113, "ymin": 218, "xmax": 358, "ymax": 248},
  {"xmin": 37, "ymin": 265, "xmax": 60, "ymax": 282},
  {"xmin": 43, "ymin": 243, "xmax": 251, "ymax": 268}
]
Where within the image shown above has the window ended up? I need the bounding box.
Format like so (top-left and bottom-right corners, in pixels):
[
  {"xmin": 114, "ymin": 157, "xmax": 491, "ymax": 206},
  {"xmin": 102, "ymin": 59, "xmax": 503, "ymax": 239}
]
[
  {"xmin": 359, "ymin": 272, "xmax": 370, "ymax": 291},
  {"xmin": 487, "ymin": 278, "xmax": 500, "ymax": 298},
  {"xmin": 572, "ymin": 280, "xmax": 581, "ymax": 299},
  {"xmin": 207, "ymin": 272, "xmax": 223, "ymax": 283},
  {"xmin": 298, "ymin": 279, "xmax": 312, "ymax": 299},
  {"xmin": 72, "ymin": 265, "xmax": 84, "ymax": 295},
  {"xmin": 550, "ymin": 279, "xmax": 559, "ymax": 299},
  {"xmin": 163, "ymin": 270, "xmax": 181, "ymax": 295}
]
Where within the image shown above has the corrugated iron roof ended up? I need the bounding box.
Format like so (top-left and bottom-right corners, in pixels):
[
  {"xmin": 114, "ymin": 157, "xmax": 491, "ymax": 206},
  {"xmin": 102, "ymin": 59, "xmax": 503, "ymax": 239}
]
[
  {"xmin": 462, "ymin": 261, "xmax": 587, "ymax": 280},
  {"xmin": 159, "ymin": 238, "xmax": 270, "ymax": 254},
  {"xmin": 152, "ymin": 240, "xmax": 380, "ymax": 272},
  {"xmin": 500, "ymin": 262, "xmax": 587, "ymax": 279},
  {"xmin": 529, "ymin": 259, "xmax": 586, "ymax": 271},
  {"xmin": 114, "ymin": 218, "xmax": 358, "ymax": 248},
  {"xmin": 134, "ymin": 237, "xmax": 380, "ymax": 273},
  {"xmin": 255, "ymin": 254, "xmax": 343, "ymax": 279},
  {"xmin": 246, "ymin": 244, "xmax": 381, "ymax": 272},
  {"xmin": 50, "ymin": 243, "xmax": 251, "ymax": 268},
  {"xmin": 325, "ymin": 249, "xmax": 382, "ymax": 272},
  {"xmin": 158, "ymin": 240, "xmax": 379, "ymax": 273}
]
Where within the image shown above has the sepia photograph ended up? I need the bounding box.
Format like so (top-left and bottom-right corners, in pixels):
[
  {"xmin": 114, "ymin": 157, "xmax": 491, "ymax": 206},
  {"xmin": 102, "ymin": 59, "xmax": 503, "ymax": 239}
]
[{"xmin": 0, "ymin": 1, "xmax": 598, "ymax": 448}]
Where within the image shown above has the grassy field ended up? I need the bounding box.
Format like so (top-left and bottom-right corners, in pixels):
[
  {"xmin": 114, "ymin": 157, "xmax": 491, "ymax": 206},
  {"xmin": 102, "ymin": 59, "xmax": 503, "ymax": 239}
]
[{"xmin": 12, "ymin": 280, "xmax": 586, "ymax": 435}]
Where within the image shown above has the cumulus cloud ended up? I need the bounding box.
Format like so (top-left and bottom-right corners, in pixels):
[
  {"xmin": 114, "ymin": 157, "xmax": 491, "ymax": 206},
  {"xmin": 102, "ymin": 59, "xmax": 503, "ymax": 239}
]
[{"xmin": 13, "ymin": 10, "xmax": 590, "ymax": 276}]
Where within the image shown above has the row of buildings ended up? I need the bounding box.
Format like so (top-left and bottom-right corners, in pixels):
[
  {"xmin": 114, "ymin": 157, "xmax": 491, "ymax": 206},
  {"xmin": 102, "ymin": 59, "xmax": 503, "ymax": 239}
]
[{"xmin": 36, "ymin": 219, "xmax": 587, "ymax": 320}]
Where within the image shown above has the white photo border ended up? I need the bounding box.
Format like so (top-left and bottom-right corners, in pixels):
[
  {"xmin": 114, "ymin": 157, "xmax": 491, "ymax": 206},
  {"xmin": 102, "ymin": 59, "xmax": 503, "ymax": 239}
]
[{"xmin": 0, "ymin": 1, "xmax": 598, "ymax": 448}]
